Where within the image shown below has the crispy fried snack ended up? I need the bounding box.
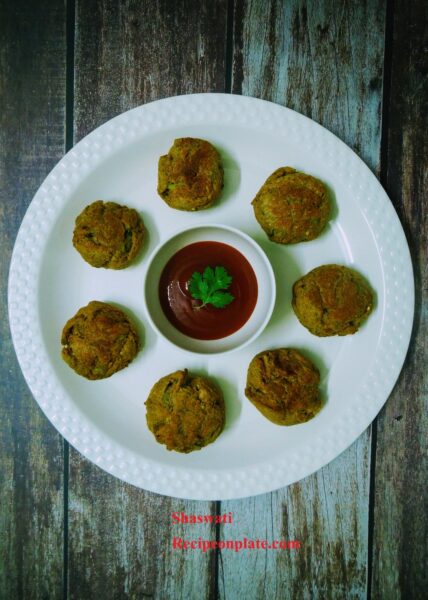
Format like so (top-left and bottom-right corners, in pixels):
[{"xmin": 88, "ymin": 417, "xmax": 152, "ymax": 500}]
[
  {"xmin": 73, "ymin": 200, "xmax": 144, "ymax": 269},
  {"xmin": 145, "ymin": 369, "xmax": 225, "ymax": 453},
  {"xmin": 252, "ymin": 167, "xmax": 330, "ymax": 244},
  {"xmin": 61, "ymin": 301, "xmax": 140, "ymax": 379},
  {"xmin": 292, "ymin": 264, "xmax": 374, "ymax": 336},
  {"xmin": 157, "ymin": 138, "xmax": 223, "ymax": 210},
  {"xmin": 245, "ymin": 348, "xmax": 322, "ymax": 426}
]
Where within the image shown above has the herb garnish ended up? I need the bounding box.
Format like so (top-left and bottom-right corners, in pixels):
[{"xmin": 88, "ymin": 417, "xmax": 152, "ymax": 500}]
[{"xmin": 188, "ymin": 266, "xmax": 235, "ymax": 309}]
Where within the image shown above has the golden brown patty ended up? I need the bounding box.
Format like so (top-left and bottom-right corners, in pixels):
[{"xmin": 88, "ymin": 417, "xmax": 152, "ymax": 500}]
[
  {"xmin": 157, "ymin": 138, "xmax": 223, "ymax": 210},
  {"xmin": 245, "ymin": 348, "xmax": 322, "ymax": 425},
  {"xmin": 73, "ymin": 200, "xmax": 144, "ymax": 269},
  {"xmin": 61, "ymin": 301, "xmax": 140, "ymax": 380},
  {"xmin": 145, "ymin": 369, "xmax": 225, "ymax": 453},
  {"xmin": 252, "ymin": 167, "xmax": 330, "ymax": 244},
  {"xmin": 292, "ymin": 264, "xmax": 374, "ymax": 336}
]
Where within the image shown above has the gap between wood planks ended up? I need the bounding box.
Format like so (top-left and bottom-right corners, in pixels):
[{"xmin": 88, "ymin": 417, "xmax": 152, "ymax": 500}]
[
  {"xmin": 63, "ymin": 2, "xmax": 75, "ymax": 598},
  {"xmin": 367, "ymin": 0, "xmax": 394, "ymax": 598}
]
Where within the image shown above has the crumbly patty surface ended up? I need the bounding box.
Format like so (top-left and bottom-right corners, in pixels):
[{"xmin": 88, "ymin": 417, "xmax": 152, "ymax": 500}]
[
  {"xmin": 145, "ymin": 369, "xmax": 225, "ymax": 453},
  {"xmin": 292, "ymin": 264, "xmax": 374, "ymax": 336},
  {"xmin": 245, "ymin": 348, "xmax": 322, "ymax": 425},
  {"xmin": 252, "ymin": 167, "xmax": 330, "ymax": 244},
  {"xmin": 73, "ymin": 200, "xmax": 144, "ymax": 269},
  {"xmin": 157, "ymin": 138, "xmax": 223, "ymax": 211},
  {"xmin": 61, "ymin": 301, "xmax": 140, "ymax": 380}
]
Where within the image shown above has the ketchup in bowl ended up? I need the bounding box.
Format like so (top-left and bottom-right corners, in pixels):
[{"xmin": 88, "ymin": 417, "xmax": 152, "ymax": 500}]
[{"xmin": 159, "ymin": 241, "xmax": 258, "ymax": 340}]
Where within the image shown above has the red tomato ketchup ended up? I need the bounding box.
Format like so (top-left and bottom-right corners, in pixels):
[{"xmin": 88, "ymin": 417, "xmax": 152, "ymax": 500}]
[{"xmin": 159, "ymin": 241, "xmax": 258, "ymax": 340}]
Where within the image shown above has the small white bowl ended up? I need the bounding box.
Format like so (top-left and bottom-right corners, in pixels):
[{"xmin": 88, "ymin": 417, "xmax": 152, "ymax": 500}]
[{"xmin": 143, "ymin": 224, "xmax": 276, "ymax": 354}]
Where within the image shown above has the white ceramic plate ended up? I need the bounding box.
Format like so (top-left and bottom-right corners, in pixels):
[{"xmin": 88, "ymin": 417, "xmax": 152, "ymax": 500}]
[{"xmin": 8, "ymin": 94, "xmax": 414, "ymax": 500}]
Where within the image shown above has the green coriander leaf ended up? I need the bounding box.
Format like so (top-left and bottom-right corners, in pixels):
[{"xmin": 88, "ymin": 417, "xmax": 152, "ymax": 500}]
[
  {"xmin": 188, "ymin": 272, "xmax": 204, "ymax": 299},
  {"xmin": 188, "ymin": 265, "xmax": 235, "ymax": 309},
  {"xmin": 203, "ymin": 266, "xmax": 216, "ymax": 286},
  {"xmin": 214, "ymin": 266, "xmax": 232, "ymax": 289},
  {"xmin": 209, "ymin": 291, "xmax": 235, "ymax": 308},
  {"xmin": 199, "ymin": 279, "xmax": 209, "ymax": 296}
]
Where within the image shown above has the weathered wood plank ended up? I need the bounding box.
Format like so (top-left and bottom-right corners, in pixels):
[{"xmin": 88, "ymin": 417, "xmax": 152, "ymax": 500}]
[
  {"xmin": 232, "ymin": 0, "xmax": 385, "ymax": 173},
  {"xmin": 371, "ymin": 0, "xmax": 427, "ymax": 597},
  {"xmin": 220, "ymin": 440, "xmax": 370, "ymax": 600},
  {"xmin": 220, "ymin": 2, "xmax": 386, "ymax": 598},
  {"xmin": 0, "ymin": 0, "xmax": 66, "ymax": 597},
  {"xmin": 69, "ymin": 460, "xmax": 218, "ymax": 599},
  {"xmin": 68, "ymin": 1, "xmax": 228, "ymax": 598},
  {"xmin": 74, "ymin": 0, "xmax": 228, "ymax": 141}
]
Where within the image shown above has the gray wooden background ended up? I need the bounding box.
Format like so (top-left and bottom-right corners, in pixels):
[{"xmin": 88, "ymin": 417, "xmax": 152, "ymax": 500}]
[{"xmin": 0, "ymin": 1, "xmax": 426, "ymax": 599}]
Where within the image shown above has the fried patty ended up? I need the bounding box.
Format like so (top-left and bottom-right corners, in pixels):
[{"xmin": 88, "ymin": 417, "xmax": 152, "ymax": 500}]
[
  {"xmin": 73, "ymin": 200, "xmax": 144, "ymax": 269},
  {"xmin": 292, "ymin": 264, "xmax": 374, "ymax": 336},
  {"xmin": 145, "ymin": 369, "xmax": 225, "ymax": 453},
  {"xmin": 157, "ymin": 138, "xmax": 223, "ymax": 211},
  {"xmin": 245, "ymin": 348, "xmax": 322, "ymax": 425},
  {"xmin": 252, "ymin": 167, "xmax": 330, "ymax": 244},
  {"xmin": 61, "ymin": 301, "xmax": 140, "ymax": 380}
]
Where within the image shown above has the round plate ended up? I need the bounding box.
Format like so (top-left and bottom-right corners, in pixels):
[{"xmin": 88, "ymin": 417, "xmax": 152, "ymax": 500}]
[{"xmin": 8, "ymin": 94, "xmax": 414, "ymax": 500}]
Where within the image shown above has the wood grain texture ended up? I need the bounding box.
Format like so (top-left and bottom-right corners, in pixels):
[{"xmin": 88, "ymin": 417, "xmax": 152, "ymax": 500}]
[
  {"xmin": 74, "ymin": 0, "xmax": 228, "ymax": 141},
  {"xmin": 232, "ymin": 0, "xmax": 386, "ymax": 174},
  {"xmin": 68, "ymin": 1, "xmax": 228, "ymax": 598},
  {"xmin": 0, "ymin": 0, "xmax": 66, "ymax": 597},
  {"xmin": 371, "ymin": 0, "xmax": 428, "ymax": 597},
  {"xmin": 68, "ymin": 460, "xmax": 217, "ymax": 599},
  {"xmin": 220, "ymin": 1, "xmax": 386, "ymax": 598},
  {"xmin": 220, "ymin": 442, "xmax": 370, "ymax": 600}
]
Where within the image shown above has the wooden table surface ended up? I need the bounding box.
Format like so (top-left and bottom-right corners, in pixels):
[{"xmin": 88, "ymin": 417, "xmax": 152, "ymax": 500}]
[{"xmin": 0, "ymin": 1, "xmax": 426, "ymax": 598}]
